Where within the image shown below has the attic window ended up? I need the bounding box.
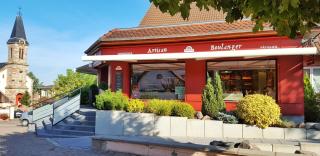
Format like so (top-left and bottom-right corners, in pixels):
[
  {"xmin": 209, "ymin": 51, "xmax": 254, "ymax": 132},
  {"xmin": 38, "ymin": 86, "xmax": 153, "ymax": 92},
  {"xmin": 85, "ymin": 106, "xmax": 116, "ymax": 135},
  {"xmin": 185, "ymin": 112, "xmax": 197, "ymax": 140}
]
[{"xmin": 19, "ymin": 48, "xmax": 24, "ymax": 59}]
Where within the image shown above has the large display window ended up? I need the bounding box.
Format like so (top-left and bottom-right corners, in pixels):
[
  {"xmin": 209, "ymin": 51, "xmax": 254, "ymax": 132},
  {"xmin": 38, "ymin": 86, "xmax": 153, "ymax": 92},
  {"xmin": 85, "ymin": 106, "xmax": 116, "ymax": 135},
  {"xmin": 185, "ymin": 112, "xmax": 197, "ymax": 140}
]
[
  {"xmin": 207, "ymin": 60, "xmax": 276, "ymax": 101},
  {"xmin": 131, "ymin": 63, "xmax": 185, "ymax": 100},
  {"xmin": 304, "ymin": 67, "xmax": 320, "ymax": 93}
]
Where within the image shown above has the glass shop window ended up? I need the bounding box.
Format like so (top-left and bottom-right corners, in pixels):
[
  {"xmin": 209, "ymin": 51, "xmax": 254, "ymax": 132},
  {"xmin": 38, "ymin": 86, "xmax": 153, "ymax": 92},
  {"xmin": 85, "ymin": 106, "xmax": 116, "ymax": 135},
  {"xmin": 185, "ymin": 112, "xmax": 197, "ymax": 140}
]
[
  {"xmin": 207, "ymin": 60, "xmax": 277, "ymax": 101},
  {"xmin": 131, "ymin": 63, "xmax": 185, "ymax": 100}
]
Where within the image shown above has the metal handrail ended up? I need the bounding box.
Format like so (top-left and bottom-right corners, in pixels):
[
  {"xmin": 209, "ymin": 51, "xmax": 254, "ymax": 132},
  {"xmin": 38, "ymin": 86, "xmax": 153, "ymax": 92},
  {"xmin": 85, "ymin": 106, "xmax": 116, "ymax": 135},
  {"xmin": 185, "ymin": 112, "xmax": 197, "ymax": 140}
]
[{"xmin": 31, "ymin": 88, "xmax": 82, "ymax": 109}]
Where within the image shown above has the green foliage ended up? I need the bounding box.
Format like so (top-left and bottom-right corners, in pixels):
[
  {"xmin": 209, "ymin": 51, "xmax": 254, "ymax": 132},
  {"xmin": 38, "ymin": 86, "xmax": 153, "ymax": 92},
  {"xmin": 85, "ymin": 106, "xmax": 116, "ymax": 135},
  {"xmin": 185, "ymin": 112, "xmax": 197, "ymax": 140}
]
[
  {"xmin": 216, "ymin": 112, "xmax": 238, "ymax": 124},
  {"xmin": 272, "ymin": 119, "xmax": 296, "ymax": 128},
  {"xmin": 145, "ymin": 99, "xmax": 195, "ymax": 118},
  {"xmin": 171, "ymin": 102, "xmax": 195, "ymax": 119},
  {"xmin": 127, "ymin": 99, "xmax": 145, "ymax": 113},
  {"xmin": 202, "ymin": 77, "xmax": 217, "ymax": 117},
  {"xmin": 99, "ymin": 82, "xmax": 108, "ymax": 91},
  {"xmin": 145, "ymin": 99, "xmax": 174, "ymax": 116},
  {"xmin": 236, "ymin": 94, "xmax": 281, "ymax": 129},
  {"xmin": 213, "ymin": 72, "xmax": 225, "ymax": 111},
  {"xmin": 150, "ymin": 0, "xmax": 320, "ymax": 38},
  {"xmin": 202, "ymin": 72, "xmax": 225, "ymax": 118},
  {"xmin": 20, "ymin": 91, "xmax": 31, "ymax": 106},
  {"xmin": 52, "ymin": 69, "xmax": 96, "ymax": 104},
  {"xmin": 95, "ymin": 90, "xmax": 128, "ymax": 110},
  {"xmin": 28, "ymin": 72, "xmax": 43, "ymax": 95},
  {"xmin": 304, "ymin": 76, "xmax": 320, "ymax": 122}
]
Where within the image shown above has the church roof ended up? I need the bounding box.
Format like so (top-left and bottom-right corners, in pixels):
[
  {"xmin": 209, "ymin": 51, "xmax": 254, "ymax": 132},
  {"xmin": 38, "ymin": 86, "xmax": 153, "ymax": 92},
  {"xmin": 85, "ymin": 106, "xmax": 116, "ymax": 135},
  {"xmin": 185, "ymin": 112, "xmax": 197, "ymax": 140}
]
[
  {"xmin": 0, "ymin": 63, "xmax": 7, "ymax": 70},
  {"xmin": 7, "ymin": 15, "xmax": 29, "ymax": 45}
]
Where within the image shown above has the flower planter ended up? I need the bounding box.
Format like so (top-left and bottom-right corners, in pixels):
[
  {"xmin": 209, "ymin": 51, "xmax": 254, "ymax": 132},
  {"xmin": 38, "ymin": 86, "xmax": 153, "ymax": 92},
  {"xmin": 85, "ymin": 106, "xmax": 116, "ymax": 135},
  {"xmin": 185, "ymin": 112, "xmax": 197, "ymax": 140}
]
[{"xmin": 95, "ymin": 110, "xmax": 125, "ymax": 136}]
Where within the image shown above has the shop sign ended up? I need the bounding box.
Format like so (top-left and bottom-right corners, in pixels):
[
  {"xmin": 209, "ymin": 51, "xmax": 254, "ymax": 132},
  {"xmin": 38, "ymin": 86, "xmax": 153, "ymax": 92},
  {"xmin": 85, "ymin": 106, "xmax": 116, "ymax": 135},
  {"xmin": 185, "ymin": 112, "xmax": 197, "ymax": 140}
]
[
  {"xmin": 115, "ymin": 66, "xmax": 122, "ymax": 71},
  {"xmin": 147, "ymin": 48, "xmax": 168, "ymax": 53},
  {"xmin": 210, "ymin": 43, "xmax": 242, "ymax": 51},
  {"xmin": 184, "ymin": 46, "xmax": 194, "ymax": 53}
]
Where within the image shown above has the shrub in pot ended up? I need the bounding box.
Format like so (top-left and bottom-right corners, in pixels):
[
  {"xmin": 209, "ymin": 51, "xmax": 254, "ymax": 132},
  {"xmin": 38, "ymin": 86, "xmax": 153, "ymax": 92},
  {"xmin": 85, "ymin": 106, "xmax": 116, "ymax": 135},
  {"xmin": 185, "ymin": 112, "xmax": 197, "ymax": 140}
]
[
  {"xmin": 236, "ymin": 94, "xmax": 281, "ymax": 129},
  {"xmin": 304, "ymin": 76, "xmax": 320, "ymax": 122},
  {"xmin": 171, "ymin": 102, "xmax": 195, "ymax": 119},
  {"xmin": 0, "ymin": 114, "xmax": 9, "ymax": 120},
  {"xmin": 127, "ymin": 99, "xmax": 145, "ymax": 113},
  {"xmin": 216, "ymin": 112, "xmax": 238, "ymax": 124}
]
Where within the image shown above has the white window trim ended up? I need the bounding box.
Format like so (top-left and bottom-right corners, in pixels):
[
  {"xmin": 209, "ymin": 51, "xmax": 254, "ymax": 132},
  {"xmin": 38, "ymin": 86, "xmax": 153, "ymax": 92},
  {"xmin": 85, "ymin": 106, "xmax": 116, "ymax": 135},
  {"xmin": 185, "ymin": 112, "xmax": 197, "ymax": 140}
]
[{"xmin": 304, "ymin": 66, "xmax": 320, "ymax": 93}]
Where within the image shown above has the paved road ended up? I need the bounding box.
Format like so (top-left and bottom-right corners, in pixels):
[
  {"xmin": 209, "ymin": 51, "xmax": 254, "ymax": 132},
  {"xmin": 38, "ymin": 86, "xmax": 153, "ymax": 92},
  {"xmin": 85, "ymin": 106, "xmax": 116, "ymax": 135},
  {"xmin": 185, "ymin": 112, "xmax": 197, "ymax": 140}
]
[{"xmin": 0, "ymin": 120, "xmax": 135, "ymax": 156}]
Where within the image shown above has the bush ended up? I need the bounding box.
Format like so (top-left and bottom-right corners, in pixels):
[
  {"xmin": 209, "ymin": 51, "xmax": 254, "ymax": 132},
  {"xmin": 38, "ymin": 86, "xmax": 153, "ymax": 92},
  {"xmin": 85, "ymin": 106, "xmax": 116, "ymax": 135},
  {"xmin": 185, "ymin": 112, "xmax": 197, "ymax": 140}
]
[
  {"xmin": 236, "ymin": 94, "xmax": 281, "ymax": 129},
  {"xmin": 145, "ymin": 99, "xmax": 173, "ymax": 116},
  {"xmin": 171, "ymin": 102, "xmax": 195, "ymax": 119},
  {"xmin": 216, "ymin": 112, "xmax": 238, "ymax": 124},
  {"xmin": 202, "ymin": 72, "xmax": 225, "ymax": 118},
  {"xmin": 95, "ymin": 90, "xmax": 128, "ymax": 110},
  {"xmin": 145, "ymin": 99, "xmax": 195, "ymax": 118},
  {"xmin": 304, "ymin": 76, "xmax": 320, "ymax": 122},
  {"xmin": 127, "ymin": 99, "xmax": 145, "ymax": 113},
  {"xmin": 20, "ymin": 91, "xmax": 31, "ymax": 106},
  {"xmin": 0, "ymin": 114, "xmax": 9, "ymax": 120}
]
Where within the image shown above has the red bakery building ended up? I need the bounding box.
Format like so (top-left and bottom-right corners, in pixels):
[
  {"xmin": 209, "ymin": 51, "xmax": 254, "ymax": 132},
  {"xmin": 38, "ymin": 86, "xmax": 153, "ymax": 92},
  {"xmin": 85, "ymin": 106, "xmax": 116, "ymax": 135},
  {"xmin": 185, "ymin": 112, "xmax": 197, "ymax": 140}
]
[{"xmin": 82, "ymin": 4, "xmax": 320, "ymax": 122}]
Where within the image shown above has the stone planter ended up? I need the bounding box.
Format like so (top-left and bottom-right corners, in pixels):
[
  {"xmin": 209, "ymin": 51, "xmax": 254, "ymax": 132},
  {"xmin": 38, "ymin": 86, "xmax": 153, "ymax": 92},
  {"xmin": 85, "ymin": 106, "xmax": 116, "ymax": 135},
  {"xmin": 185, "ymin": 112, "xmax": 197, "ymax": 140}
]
[
  {"xmin": 95, "ymin": 110, "xmax": 125, "ymax": 136},
  {"xmin": 223, "ymin": 124, "xmax": 243, "ymax": 138}
]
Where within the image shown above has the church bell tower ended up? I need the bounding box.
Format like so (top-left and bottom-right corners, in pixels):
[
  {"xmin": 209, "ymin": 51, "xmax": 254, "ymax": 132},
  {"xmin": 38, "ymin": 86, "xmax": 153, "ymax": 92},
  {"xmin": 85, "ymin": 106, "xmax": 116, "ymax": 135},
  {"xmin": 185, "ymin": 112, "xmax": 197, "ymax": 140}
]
[{"xmin": 5, "ymin": 12, "xmax": 30, "ymax": 105}]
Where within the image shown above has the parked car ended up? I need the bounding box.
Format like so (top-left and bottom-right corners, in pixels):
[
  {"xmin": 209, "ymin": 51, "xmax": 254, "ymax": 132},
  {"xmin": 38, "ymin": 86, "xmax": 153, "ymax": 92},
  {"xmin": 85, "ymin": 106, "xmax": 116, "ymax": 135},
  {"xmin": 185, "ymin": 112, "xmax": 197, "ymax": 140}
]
[
  {"xmin": 20, "ymin": 111, "xmax": 33, "ymax": 126},
  {"xmin": 14, "ymin": 110, "xmax": 23, "ymax": 118}
]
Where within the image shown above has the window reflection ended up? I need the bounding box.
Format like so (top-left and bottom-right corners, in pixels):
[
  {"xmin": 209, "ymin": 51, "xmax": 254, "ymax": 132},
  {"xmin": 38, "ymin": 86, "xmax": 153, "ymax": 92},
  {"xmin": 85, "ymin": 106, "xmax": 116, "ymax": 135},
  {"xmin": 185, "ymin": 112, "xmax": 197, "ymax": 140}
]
[
  {"xmin": 207, "ymin": 60, "xmax": 276, "ymax": 101},
  {"xmin": 131, "ymin": 63, "xmax": 185, "ymax": 100}
]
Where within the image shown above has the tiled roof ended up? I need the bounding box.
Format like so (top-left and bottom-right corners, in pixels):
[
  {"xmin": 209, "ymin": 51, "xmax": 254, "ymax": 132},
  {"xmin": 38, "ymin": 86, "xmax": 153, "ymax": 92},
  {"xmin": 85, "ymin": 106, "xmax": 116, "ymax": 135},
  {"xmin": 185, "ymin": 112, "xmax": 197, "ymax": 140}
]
[
  {"xmin": 139, "ymin": 3, "xmax": 226, "ymax": 27},
  {"xmin": 101, "ymin": 20, "xmax": 271, "ymax": 41},
  {"xmin": 0, "ymin": 63, "xmax": 7, "ymax": 70}
]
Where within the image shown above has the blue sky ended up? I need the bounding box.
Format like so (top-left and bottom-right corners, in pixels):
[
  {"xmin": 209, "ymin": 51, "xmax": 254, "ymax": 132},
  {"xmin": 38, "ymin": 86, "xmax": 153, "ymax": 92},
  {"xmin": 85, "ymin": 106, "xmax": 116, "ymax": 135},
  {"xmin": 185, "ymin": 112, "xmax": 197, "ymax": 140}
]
[{"xmin": 0, "ymin": 0, "xmax": 150, "ymax": 85}]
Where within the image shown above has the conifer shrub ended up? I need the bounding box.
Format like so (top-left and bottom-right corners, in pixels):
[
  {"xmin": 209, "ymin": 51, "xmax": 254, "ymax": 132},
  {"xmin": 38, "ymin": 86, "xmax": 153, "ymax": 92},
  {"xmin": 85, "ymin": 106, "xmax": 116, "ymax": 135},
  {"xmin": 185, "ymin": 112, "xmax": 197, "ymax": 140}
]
[
  {"xmin": 236, "ymin": 94, "xmax": 281, "ymax": 129},
  {"xmin": 127, "ymin": 99, "xmax": 145, "ymax": 113},
  {"xmin": 171, "ymin": 102, "xmax": 195, "ymax": 119},
  {"xmin": 95, "ymin": 90, "xmax": 128, "ymax": 110},
  {"xmin": 216, "ymin": 112, "xmax": 238, "ymax": 124},
  {"xmin": 304, "ymin": 76, "xmax": 320, "ymax": 122},
  {"xmin": 202, "ymin": 72, "xmax": 225, "ymax": 118}
]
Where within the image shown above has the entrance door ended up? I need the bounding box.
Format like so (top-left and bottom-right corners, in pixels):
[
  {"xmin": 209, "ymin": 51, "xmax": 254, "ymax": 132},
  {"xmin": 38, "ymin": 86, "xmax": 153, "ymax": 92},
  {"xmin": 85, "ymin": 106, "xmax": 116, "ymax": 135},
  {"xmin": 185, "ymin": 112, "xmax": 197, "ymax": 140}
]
[{"xmin": 16, "ymin": 93, "xmax": 23, "ymax": 106}]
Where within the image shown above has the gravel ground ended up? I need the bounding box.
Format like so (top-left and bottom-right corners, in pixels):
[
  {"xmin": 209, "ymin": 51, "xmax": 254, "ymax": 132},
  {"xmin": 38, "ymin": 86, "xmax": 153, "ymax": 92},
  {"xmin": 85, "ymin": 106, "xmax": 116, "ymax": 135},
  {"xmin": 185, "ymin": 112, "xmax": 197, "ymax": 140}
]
[{"xmin": 0, "ymin": 119, "xmax": 135, "ymax": 156}]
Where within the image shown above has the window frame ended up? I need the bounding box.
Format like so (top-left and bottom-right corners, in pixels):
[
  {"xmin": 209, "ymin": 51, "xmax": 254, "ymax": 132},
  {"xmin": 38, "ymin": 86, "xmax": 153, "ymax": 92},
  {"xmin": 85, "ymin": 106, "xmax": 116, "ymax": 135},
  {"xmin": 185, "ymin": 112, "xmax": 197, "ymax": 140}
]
[{"xmin": 304, "ymin": 66, "xmax": 320, "ymax": 93}]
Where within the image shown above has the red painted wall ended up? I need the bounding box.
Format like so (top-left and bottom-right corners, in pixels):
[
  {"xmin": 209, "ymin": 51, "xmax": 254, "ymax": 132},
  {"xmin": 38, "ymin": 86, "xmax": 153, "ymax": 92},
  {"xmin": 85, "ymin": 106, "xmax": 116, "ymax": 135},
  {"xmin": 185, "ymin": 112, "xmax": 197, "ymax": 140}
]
[
  {"xmin": 184, "ymin": 60, "xmax": 206, "ymax": 111},
  {"xmin": 108, "ymin": 62, "xmax": 130, "ymax": 96},
  {"xmin": 277, "ymin": 56, "xmax": 304, "ymax": 116}
]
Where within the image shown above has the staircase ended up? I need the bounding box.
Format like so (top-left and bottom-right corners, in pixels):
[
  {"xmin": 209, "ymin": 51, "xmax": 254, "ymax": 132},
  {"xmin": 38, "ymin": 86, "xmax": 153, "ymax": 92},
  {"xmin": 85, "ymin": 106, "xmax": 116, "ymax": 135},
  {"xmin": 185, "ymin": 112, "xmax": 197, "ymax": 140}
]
[
  {"xmin": 36, "ymin": 107, "xmax": 96, "ymax": 138},
  {"xmin": 30, "ymin": 88, "xmax": 96, "ymax": 138}
]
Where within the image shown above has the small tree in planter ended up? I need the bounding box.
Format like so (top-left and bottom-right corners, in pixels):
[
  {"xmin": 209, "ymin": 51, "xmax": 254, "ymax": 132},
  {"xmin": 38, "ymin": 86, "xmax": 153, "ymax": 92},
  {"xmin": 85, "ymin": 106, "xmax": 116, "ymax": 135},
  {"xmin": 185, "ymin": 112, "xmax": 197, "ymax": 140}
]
[
  {"xmin": 212, "ymin": 72, "xmax": 225, "ymax": 112},
  {"xmin": 20, "ymin": 91, "xmax": 31, "ymax": 106},
  {"xmin": 202, "ymin": 77, "xmax": 218, "ymax": 117},
  {"xmin": 304, "ymin": 76, "xmax": 320, "ymax": 122},
  {"xmin": 202, "ymin": 72, "xmax": 225, "ymax": 118}
]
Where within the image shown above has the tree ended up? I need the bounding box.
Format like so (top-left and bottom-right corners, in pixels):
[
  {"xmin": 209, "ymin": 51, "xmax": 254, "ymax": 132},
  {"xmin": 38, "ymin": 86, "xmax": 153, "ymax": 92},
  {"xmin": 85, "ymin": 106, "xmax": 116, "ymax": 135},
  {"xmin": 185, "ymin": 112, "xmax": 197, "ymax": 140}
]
[
  {"xmin": 202, "ymin": 77, "xmax": 218, "ymax": 117},
  {"xmin": 28, "ymin": 72, "xmax": 42, "ymax": 95},
  {"xmin": 20, "ymin": 91, "xmax": 31, "ymax": 106},
  {"xmin": 150, "ymin": 0, "xmax": 320, "ymax": 38},
  {"xmin": 212, "ymin": 72, "xmax": 225, "ymax": 111},
  {"xmin": 52, "ymin": 69, "xmax": 97, "ymax": 104}
]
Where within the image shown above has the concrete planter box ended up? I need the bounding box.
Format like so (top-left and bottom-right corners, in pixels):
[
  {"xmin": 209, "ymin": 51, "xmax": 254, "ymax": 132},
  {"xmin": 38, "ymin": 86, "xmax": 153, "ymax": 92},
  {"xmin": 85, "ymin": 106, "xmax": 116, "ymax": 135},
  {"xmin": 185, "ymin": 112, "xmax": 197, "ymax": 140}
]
[
  {"xmin": 242, "ymin": 125, "xmax": 263, "ymax": 139},
  {"xmin": 263, "ymin": 127, "xmax": 285, "ymax": 139},
  {"xmin": 154, "ymin": 116, "xmax": 171, "ymax": 136},
  {"xmin": 123, "ymin": 113, "xmax": 155, "ymax": 136},
  {"xmin": 170, "ymin": 117, "xmax": 187, "ymax": 137},
  {"xmin": 204, "ymin": 120, "xmax": 223, "ymax": 138},
  {"xmin": 187, "ymin": 119, "xmax": 205, "ymax": 137},
  {"xmin": 95, "ymin": 110, "xmax": 125, "ymax": 136},
  {"xmin": 307, "ymin": 129, "xmax": 320, "ymax": 140},
  {"xmin": 223, "ymin": 124, "xmax": 243, "ymax": 138},
  {"xmin": 284, "ymin": 128, "xmax": 306, "ymax": 140}
]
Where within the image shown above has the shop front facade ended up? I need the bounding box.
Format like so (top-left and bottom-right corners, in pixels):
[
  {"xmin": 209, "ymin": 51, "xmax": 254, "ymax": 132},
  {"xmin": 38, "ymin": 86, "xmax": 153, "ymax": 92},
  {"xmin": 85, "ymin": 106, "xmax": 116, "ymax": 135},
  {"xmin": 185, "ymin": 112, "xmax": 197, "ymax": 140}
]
[{"xmin": 83, "ymin": 32, "xmax": 318, "ymax": 121}]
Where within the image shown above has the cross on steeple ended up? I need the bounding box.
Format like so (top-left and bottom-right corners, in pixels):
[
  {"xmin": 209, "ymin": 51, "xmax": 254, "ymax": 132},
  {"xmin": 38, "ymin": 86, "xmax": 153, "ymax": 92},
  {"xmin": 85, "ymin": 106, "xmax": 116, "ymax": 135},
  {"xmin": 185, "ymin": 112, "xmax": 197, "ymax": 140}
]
[{"xmin": 18, "ymin": 7, "xmax": 22, "ymax": 16}]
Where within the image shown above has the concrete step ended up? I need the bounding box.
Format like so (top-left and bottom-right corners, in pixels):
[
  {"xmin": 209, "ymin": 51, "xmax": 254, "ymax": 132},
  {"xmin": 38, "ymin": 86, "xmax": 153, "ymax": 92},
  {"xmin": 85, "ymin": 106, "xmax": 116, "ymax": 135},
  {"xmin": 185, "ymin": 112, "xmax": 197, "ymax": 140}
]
[
  {"xmin": 71, "ymin": 113, "xmax": 95, "ymax": 122},
  {"xmin": 78, "ymin": 110, "xmax": 96, "ymax": 116},
  {"xmin": 36, "ymin": 128, "xmax": 79, "ymax": 138},
  {"xmin": 63, "ymin": 116, "xmax": 95, "ymax": 126},
  {"xmin": 53, "ymin": 124, "xmax": 95, "ymax": 132},
  {"xmin": 46, "ymin": 129, "xmax": 95, "ymax": 136}
]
